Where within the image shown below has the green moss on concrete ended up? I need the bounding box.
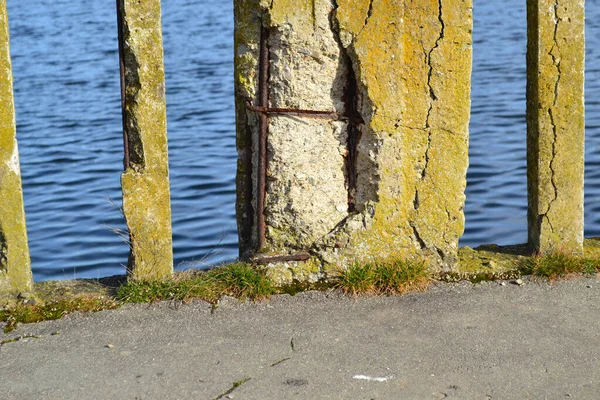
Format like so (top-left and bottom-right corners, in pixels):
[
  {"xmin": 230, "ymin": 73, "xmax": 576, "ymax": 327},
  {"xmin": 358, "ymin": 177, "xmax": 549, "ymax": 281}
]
[
  {"xmin": 0, "ymin": 2, "xmax": 33, "ymax": 301},
  {"xmin": 331, "ymin": 0, "xmax": 472, "ymax": 270},
  {"xmin": 526, "ymin": 0, "xmax": 585, "ymax": 253},
  {"xmin": 119, "ymin": 0, "xmax": 173, "ymax": 280},
  {"xmin": 121, "ymin": 171, "xmax": 173, "ymax": 281}
]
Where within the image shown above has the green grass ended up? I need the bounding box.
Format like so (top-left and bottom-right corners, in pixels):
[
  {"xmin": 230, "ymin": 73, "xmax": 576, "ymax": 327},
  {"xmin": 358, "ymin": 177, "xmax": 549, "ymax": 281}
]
[
  {"xmin": 5, "ymin": 252, "xmax": 598, "ymax": 334},
  {"xmin": 519, "ymin": 252, "xmax": 600, "ymax": 280},
  {"xmin": 336, "ymin": 259, "xmax": 430, "ymax": 296},
  {"xmin": 117, "ymin": 262, "xmax": 275, "ymax": 303}
]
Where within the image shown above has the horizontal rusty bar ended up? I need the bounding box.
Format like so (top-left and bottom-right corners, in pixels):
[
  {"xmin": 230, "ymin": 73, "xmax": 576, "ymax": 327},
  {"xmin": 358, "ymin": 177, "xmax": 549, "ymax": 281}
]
[
  {"xmin": 251, "ymin": 253, "xmax": 311, "ymax": 265},
  {"xmin": 246, "ymin": 100, "xmax": 342, "ymax": 120}
]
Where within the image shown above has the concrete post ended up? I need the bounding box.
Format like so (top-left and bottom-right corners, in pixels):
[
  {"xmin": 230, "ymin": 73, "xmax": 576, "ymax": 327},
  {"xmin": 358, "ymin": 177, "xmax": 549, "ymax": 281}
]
[
  {"xmin": 527, "ymin": 0, "xmax": 585, "ymax": 254},
  {"xmin": 0, "ymin": 0, "xmax": 33, "ymax": 300},
  {"xmin": 117, "ymin": 0, "xmax": 173, "ymax": 280},
  {"xmin": 235, "ymin": 0, "xmax": 472, "ymax": 281}
]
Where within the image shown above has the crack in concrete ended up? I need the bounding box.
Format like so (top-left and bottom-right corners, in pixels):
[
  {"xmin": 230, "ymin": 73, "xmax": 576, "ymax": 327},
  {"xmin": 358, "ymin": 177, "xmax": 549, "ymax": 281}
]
[
  {"xmin": 412, "ymin": 0, "xmax": 444, "ymax": 255},
  {"xmin": 311, "ymin": 0, "xmax": 317, "ymax": 32},
  {"xmin": 541, "ymin": 0, "xmax": 562, "ymax": 233},
  {"xmin": 364, "ymin": 0, "xmax": 374, "ymax": 29},
  {"xmin": 422, "ymin": 132, "xmax": 432, "ymax": 180},
  {"xmin": 425, "ymin": 0, "xmax": 445, "ymax": 128},
  {"xmin": 413, "ymin": 189, "xmax": 420, "ymax": 210},
  {"xmin": 411, "ymin": 222, "xmax": 427, "ymax": 250},
  {"xmin": 0, "ymin": 228, "xmax": 7, "ymax": 272},
  {"xmin": 329, "ymin": 0, "xmax": 364, "ymax": 213},
  {"xmin": 421, "ymin": 1, "xmax": 444, "ymax": 178},
  {"xmin": 354, "ymin": 0, "xmax": 375, "ymax": 39}
]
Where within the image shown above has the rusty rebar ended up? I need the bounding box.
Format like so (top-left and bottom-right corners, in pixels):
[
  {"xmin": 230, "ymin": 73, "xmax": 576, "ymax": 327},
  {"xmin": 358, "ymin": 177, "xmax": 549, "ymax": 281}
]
[
  {"xmin": 246, "ymin": 100, "xmax": 341, "ymax": 120},
  {"xmin": 116, "ymin": 0, "xmax": 129, "ymax": 171},
  {"xmin": 251, "ymin": 253, "xmax": 311, "ymax": 265},
  {"xmin": 257, "ymin": 26, "xmax": 270, "ymax": 250}
]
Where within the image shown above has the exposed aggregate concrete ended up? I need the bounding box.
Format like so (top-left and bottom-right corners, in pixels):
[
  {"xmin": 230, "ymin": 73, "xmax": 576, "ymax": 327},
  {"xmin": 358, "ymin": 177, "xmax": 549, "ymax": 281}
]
[{"xmin": 235, "ymin": 0, "xmax": 473, "ymax": 282}]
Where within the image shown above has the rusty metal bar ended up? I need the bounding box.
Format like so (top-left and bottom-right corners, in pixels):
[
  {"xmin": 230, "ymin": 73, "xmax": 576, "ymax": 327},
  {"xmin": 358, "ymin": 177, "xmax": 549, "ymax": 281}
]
[
  {"xmin": 256, "ymin": 26, "xmax": 270, "ymax": 250},
  {"xmin": 116, "ymin": 0, "xmax": 129, "ymax": 171},
  {"xmin": 251, "ymin": 253, "xmax": 311, "ymax": 265},
  {"xmin": 246, "ymin": 100, "xmax": 341, "ymax": 119}
]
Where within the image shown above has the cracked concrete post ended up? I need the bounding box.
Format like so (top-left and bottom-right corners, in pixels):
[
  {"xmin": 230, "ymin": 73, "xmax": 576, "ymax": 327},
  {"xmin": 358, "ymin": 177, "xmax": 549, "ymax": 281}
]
[
  {"xmin": 117, "ymin": 0, "xmax": 173, "ymax": 280},
  {"xmin": 0, "ymin": 1, "xmax": 33, "ymax": 300},
  {"xmin": 235, "ymin": 0, "xmax": 472, "ymax": 283},
  {"xmin": 527, "ymin": 0, "xmax": 585, "ymax": 254}
]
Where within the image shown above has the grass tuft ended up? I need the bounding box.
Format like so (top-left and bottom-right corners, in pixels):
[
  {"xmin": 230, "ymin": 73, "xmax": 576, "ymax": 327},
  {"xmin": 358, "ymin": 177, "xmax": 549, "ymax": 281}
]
[
  {"xmin": 336, "ymin": 259, "xmax": 430, "ymax": 296},
  {"xmin": 519, "ymin": 252, "xmax": 600, "ymax": 280},
  {"xmin": 209, "ymin": 262, "xmax": 275, "ymax": 300},
  {"xmin": 336, "ymin": 263, "xmax": 375, "ymax": 296},
  {"xmin": 1, "ymin": 296, "xmax": 119, "ymax": 333},
  {"xmin": 117, "ymin": 262, "xmax": 275, "ymax": 304}
]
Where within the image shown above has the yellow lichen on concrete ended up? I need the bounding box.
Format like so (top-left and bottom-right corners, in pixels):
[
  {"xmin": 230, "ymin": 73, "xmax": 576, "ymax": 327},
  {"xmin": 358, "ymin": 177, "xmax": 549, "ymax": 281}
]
[
  {"xmin": 266, "ymin": 0, "xmax": 316, "ymax": 36},
  {"xmin": 119, "ymin": 0, "xmax": 173, "ymax": 280},
  {"xmin": 234, "ymin": 0, "xmax": 472, "ymax": 280},
  {"xmin": 0, "ymin": 1, "xmax": 33, "ymax": 301},
  {"xmin": 337, "ymin": 0, "xmax": 405, "ymax": 130},
  {"xmin": 526, "ymin": 0, "xmax": 585, "ymax": 253},
  {"xmin": 264, "ymin": 257, "xmax": 322, "ymax": 286},
  {"xmin": 336, "ymin": 0, "xmax": 472, "ymax": 269},
  {"xmin": 122, "ymin": 171, "xmax": 173, "ymax": 281}
]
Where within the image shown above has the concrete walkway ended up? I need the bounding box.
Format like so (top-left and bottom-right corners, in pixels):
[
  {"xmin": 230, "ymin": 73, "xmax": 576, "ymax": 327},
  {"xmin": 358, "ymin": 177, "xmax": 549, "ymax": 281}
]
[{"xmin": 2, "ymin": 276, "xmax": 600, "ymax": 399}]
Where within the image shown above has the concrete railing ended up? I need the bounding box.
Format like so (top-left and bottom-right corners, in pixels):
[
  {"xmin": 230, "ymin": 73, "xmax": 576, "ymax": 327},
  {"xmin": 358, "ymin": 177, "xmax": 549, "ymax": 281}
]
[
  {"xmin": 233, "ymin": 0, "xmax": 585, "ymax": 282},
  {"xmin": 0, "ymin": 0, "xmax": 586, "ymax": 299}
]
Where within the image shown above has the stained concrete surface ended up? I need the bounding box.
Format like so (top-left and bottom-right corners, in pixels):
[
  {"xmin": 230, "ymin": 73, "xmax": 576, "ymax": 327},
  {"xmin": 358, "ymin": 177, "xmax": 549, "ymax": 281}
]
[{"xmin": 2, "ymin": 277, "xmax": 600, "ymax": 399}]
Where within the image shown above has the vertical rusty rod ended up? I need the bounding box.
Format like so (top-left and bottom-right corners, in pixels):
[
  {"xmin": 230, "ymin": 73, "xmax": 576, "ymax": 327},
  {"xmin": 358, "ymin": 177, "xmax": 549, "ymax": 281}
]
[
  {"xmin": 116, "ymin": 0, "xmax": 130, "ymax": 171},
  {"xmin": 256, "ymin": 26, "xmax": 269, "ymax": 249}
]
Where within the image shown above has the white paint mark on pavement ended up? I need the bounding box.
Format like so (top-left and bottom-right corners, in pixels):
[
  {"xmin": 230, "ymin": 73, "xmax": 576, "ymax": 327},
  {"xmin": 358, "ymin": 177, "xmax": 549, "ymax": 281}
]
[{"xmin": 352, "ymin": 375, "xmax": 394, "ymax": 382}]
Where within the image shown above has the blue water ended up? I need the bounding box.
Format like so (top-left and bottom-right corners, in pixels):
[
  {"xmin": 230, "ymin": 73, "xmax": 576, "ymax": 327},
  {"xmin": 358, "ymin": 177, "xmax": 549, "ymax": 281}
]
[{"xmin": 5, "ymin": 0, "xmax": 600, "ymax": 281}]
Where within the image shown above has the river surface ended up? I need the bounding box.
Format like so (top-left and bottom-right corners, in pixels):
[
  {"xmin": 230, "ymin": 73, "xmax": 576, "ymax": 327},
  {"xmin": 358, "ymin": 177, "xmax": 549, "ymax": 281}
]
[{"xmin": 6, "ymin": 0, "xmax": 600, "ymax": 281}]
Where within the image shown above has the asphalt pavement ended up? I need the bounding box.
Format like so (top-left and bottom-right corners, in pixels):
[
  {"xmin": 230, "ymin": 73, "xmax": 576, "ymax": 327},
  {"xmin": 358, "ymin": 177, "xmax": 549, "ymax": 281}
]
[{"xmin": 2, "ymin": 276, "xmax": 600, "ymax": 399}]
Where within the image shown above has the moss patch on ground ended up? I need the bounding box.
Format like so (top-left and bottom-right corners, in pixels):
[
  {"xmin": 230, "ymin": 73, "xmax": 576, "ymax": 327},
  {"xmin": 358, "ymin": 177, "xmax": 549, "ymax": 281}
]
[
  {"xmin": 0, "ymin": 296, "xmax": 119, "ymax": 333},
  {"xmin": 3, "ymin": 239, "xmax": 600, "ymax": 333}
]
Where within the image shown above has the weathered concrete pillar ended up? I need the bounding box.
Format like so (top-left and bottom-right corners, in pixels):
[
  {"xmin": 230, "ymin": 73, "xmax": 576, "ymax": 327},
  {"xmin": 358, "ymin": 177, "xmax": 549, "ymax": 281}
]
[
  {"xmin": 117, "ymin": 0, "xmax": 173, "ymax": 280},
  {"xmin": 0, "ymin": 1, "xmax": 33, "ymax": 300},
  {"xmin": 526, "ymin": 0, "xmax": 585, "ymax": 254},
  {"xmin": 235, "ymin": 0, "xmax": 472, "ymax": 281}
]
